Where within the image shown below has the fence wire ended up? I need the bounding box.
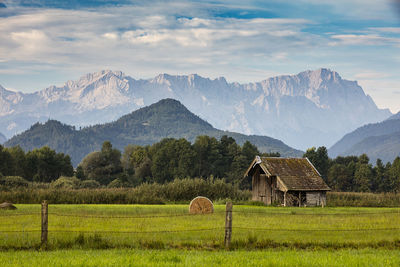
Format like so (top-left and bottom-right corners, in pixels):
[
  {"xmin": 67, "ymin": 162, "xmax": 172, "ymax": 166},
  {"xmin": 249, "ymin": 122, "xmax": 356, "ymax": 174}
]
[
  {"xmin": 0, "ymin": 227, "xmax": 223, "ymax": 234},
  {"xmin": 0, "ymin": 213, "xmax": 39, "ymax": 217},
  {"xmin": 231, "ymin": 211, "xmax": 400, "ymax": 216},
  {"xmin": 48, "ymin": 212, "xmax": 223, "ymax": 219},
  {"xmin": 234, "ymin": 226, "xmax": 400, "ymax": 232},
  {"xmin": 1, "ymin": 208, "xmax": 400, "ymax": 237}
]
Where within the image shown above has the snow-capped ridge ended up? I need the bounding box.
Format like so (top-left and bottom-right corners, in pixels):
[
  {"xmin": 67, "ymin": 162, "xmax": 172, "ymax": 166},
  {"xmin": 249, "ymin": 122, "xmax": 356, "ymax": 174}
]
[{"xmin": 0, "ymin": 68, "xmax": 392, "ymax": 150}]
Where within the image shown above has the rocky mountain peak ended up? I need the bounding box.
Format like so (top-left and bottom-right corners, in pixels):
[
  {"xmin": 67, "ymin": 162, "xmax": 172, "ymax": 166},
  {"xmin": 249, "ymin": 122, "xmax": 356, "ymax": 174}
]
[{"xmin": 0, "ymin": 68, "xmax": 392, "ymax": 150}]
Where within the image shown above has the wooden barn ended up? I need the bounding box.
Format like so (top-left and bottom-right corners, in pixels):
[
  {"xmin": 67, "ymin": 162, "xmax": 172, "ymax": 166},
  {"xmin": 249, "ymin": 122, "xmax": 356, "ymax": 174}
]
[{"xmin": 244, "ymin": 156, "xmax": 330, "ymax": 207}]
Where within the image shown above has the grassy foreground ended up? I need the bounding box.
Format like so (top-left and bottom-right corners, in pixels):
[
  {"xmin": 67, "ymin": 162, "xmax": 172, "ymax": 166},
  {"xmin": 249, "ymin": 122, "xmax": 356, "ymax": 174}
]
[
  {"xmin": 1, "ymin": 204, "xmax": 400, "ymax": 250},
  {"xmin": 1, "ymin": 248, "xmax": 400, "ymax": 266}
]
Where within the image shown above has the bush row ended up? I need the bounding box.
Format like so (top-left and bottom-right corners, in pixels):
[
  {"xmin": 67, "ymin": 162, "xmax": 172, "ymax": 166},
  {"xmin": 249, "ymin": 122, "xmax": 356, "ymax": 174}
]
[
  {"xmin": 327, "ymin": 192, "xmax": 400, "ymax": 207},
  {"xmin": 0, "ymin": 178, "xmax": 251, "ymax": 204}
]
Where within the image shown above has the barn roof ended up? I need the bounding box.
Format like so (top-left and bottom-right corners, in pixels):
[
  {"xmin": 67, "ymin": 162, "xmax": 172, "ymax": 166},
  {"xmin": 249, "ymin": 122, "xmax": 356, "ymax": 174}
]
[{"xmin": 244, "ymin": 157, "xmax": 330, "ymax": 191}]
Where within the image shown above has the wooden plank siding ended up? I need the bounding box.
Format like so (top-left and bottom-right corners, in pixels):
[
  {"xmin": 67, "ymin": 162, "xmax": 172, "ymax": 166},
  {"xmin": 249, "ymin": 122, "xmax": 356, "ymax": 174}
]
[{"xmin": 246, "ymin": 157, "xmax": 330, "ymax": 207}]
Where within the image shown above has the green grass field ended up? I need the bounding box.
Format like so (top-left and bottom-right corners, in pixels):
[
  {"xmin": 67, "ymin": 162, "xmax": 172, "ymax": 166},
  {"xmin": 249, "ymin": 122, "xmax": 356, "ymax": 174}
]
[
  {"xmin": 1, "ymin": 248, "xmax": 400, "ymax": 266},
  {"xmin": 2, "ymin": 204, "xmax": 400, "ymax": 266},
  {"xmin": 1, "ymin": 204, "xmax": 400, "ymax": 250}
]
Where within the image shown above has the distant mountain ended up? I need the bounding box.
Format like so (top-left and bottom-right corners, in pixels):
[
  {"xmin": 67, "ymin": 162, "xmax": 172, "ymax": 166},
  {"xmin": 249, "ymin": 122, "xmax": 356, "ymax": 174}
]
[
  {"xmin": 5, "ymin": 99, "xmax": 302, "ymax": 166},
  {"xmin": 0, "ymin": 132, "xmax": 6, "ymax": 144},
  {"xmin": 329, "ymin": 119, "xmax": 400, "ymax": 163},
  {"xmin": 386, "ymin": 111, "xmax": 400, "ymax": 121},
  {"xmin": 0, "ymin": 69, "xmax": 391, "ymax": 150},
  {"xmin": 346, "ymin": 132, "xmax": 400, "ymax": 164}
]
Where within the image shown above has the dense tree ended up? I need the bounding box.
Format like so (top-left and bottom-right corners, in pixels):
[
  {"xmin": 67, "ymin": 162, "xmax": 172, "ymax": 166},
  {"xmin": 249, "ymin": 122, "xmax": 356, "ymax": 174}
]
[
  {"xmin": 79, "ymin": 141, "xmax": 122, "ymax": 185},
  {"xmin": 241, "ymin": 141, "xmax": 260, "ymax": 164},
  {"xmin": 122, "ymin": 145, "xmax": 152, "ymax": 184},
  {"xmin": 193, "ymin": 136, "xmax": 220, "ymax": 178},
  {"xmin": 262, "ymin": 152, "xmax": 281, "ymax": 157},
  {"xmin": 24, "ymin": 146, "xmax": 73, "ymax": 182},
  {"xmin": 354, "ymin": 163, "xmax": 373, "ymax": 192},
  {"xmin": 388, "ymin": 157, "xmax": 400, "ymax": 193},
  {"xmin": 151, "ymin": 138, "xmax": 196, "ymax": 183},
  {"xmin": 0, "ymin": 145, "xmax": 13, "ymax": 176},
  {"xmin": 373, "ymin": 159, "xmax": 387, "ymax": 192},
  {"xmin": 327, "ymin": 164, "xmax": 352, "ymax": 191},
  {"xmin": 303, "ymin": 146, "xmax": 330, "ymax": 180},
  {"xmin": 7, "ymin": 146, "xmax": 27, "ymax": 178},
  {"xmin": 3, "ymin": 137, "xmax": 400, "ymax": 193}
]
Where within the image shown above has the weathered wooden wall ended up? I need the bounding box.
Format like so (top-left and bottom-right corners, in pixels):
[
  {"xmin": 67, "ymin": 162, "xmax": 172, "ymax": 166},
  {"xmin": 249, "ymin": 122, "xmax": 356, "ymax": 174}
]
[
  {"xmin": 251, "ymin": 167, "xmax": 327, "ymax": 206},
  {"xmin": 306, "ymin": 191, "xmax": 326, "ymax": 206}
]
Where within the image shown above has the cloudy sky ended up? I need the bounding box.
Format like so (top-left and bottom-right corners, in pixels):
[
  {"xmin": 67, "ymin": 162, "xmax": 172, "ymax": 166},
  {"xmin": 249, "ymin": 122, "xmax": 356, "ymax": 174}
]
[{"xmin": 0, "ymin": 0, "xmax": 400, "ymax": 113}]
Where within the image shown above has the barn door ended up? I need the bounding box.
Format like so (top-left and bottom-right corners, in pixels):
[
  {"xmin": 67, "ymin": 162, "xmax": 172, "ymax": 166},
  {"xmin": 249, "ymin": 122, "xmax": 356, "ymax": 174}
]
[{"xmin": 258, "ymin": 174, "xmax": 267, "ymax": 204}]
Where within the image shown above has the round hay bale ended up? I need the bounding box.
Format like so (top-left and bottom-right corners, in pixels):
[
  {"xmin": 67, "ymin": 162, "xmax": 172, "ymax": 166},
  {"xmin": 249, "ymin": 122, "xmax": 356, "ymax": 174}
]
[
  {"xmin": 189, "ymin": 196, "xmax": 213, "ymax": 214},
  {"xmin": 0, "ymin": 202, "xmax": 17, "ymax": 210}
]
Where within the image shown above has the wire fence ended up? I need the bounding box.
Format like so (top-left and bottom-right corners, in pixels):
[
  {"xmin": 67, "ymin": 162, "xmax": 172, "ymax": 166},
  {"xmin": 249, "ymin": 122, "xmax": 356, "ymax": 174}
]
[{"xmin": 1, "ymin": 202, "xmax": 400, "ymax": 248}]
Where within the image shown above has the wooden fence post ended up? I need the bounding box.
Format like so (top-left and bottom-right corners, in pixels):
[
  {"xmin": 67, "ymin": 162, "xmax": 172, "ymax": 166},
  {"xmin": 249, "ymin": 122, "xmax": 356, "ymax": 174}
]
[
  {"xmin": 224, "ymin": 202, "xmax": 232, "ymax": 248},
  {"xmin": 41, "ymin": 200, "xmax": 48, "ymax": 248}
]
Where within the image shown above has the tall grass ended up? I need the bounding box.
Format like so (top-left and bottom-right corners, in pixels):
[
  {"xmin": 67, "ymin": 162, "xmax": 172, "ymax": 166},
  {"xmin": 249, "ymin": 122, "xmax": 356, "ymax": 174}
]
[
  {"xmin": 327, "ymin": 192, "xmax": 400, "ymax": 207},
  {"xmin": 3, "ymin": 179, "xmax": 400, "ymax": 207},
  {"xmin": 0, "ymin": 178, "xmax": 250, "ymax": 204}
]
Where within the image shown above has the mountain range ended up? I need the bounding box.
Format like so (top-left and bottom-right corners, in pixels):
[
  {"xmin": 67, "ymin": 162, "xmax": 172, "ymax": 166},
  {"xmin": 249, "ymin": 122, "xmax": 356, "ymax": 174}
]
[
  {"xmin": 329, "ymin": 118, "xmax": 400, "ymax": 163},
  {"xmin": 0, "ymin": 68, "xmax": 391, "ymax": 150},
  {"xmin": 5, "ymin": 99, "xmax": 302, "ymax": 166},
  {"xmin": 387, "ymin": 112, "xmax": 400, "ymax": 121}
]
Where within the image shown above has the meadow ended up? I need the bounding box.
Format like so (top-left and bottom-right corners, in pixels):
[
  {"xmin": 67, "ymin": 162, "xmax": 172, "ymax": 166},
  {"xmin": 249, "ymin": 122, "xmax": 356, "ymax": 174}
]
[
  {"xmin": 2, "ymin": 248, "xmax": 400, "ymax": 267},
  {"xmin": 1, "ymin": 204, "xmax": 400, "ymax": 250}
]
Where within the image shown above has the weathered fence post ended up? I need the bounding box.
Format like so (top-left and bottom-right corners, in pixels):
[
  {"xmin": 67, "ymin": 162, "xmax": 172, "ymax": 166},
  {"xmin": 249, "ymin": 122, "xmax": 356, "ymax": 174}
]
[
  {"xmin": 224, "ymin": 202, "xmax": 232, "ymax": 248},
  {"xmin": 41, "ymin": 200, "xmax": 48, "ymax": 248}
]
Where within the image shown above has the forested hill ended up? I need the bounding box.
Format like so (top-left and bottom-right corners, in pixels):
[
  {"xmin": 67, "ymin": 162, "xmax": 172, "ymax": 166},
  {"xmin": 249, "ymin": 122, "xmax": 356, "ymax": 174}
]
[
  {"xmin": 5, "ymin": 99, "xmax": 302, "ymax": 166},
  {"xmin": 329, "ymin": 118, "xmax": 400, "ymax": 163}
]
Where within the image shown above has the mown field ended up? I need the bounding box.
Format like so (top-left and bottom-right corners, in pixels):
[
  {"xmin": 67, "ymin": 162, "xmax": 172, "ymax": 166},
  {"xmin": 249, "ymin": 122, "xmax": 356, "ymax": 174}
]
[{"xmin": 1, "ymin": 204, "xmax": 400, "ymax": 250}]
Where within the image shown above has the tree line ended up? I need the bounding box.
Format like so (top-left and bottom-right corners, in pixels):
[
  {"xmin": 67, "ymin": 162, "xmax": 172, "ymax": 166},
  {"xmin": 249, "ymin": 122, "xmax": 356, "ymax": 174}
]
[
  {"xmin": 76, "ymin": 136, "xmax": 265, "ymax": 188},
  {"xmin": 0, "ymin": 145, "xmax": 73, "ymax": 182},
  {"xmin": 1, "ymin": 138, "xmax": 400, "ymax": 193},
  {"xmin": 304, "ymin": 147, "xmax": 400, "ymax": 193}
]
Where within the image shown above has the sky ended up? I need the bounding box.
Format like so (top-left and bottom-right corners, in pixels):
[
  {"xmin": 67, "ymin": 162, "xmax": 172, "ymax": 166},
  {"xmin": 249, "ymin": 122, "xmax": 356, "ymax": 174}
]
[{"xmin": 0, "ymin": 0, "xmax": 400, "ymax": 113}]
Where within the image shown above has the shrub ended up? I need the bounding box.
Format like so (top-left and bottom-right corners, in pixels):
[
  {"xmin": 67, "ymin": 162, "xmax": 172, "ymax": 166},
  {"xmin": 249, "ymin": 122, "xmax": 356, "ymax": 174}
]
[
  {"xmin": 327, "ymin": 192, "xmax": 400, "ymax": 207},
  {"xmin": 0, "ymin": 176, "xmax": 29, "ymax": 188},
  {"xmin": 0, "ymin": 178, "xmax": 251, "ymax": 204},
  {"xmin": 107, "ymin": 179, "xmax": 132, "ymax": 188},
  {"xmin": 80, "ymin": 180, "xmax": 101, "ymax": 189},
  {"xmin": 51, "ymin": 176, "xmax": 80, "ymax": 189}
]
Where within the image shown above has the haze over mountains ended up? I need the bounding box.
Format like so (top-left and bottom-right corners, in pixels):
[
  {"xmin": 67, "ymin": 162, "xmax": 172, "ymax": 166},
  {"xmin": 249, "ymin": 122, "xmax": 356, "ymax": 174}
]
[
  {"xmin": 0, "ymin": 132, "xmax": 6, "ymax": 144},
  {"xmin": 0, "ymin": 68, "xmax": 391, "ymax": 150},
  {"xmin": 5, "ymin": 99, "xmax": 302, "ymax": 166},
  {"xmin": 329, "ymin": 118, "xmax": 400, "ymax": 164}
]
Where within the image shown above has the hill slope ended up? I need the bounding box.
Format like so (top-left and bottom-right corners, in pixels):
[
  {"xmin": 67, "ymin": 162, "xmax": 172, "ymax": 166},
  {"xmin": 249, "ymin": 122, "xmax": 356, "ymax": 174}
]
[
  {"xmin": 0, "ymin": 69, "xmax": 391, "ymax": 150},
  {"xmin": 0, "ymin": 132, "xmax": 6, "ymax": 144},
  {"xmin": 386, "ymin": 112, "xmax": 400, "ymax": 121},
  {"xmin": 329, "ymin": 119, "xmax": 400, "ymax": 163},
  {"xmin": 5, "ymin": 99, "xmax": 302, "ymax": 166},
  {"xmin": 344, "ymin": 132, "xmax": 400, "ymax": 164}
]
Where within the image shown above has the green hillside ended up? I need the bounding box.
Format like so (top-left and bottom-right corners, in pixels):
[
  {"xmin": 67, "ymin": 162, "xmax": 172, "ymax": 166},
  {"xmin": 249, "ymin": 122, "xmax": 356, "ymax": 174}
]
[{"xmin": 5, "ymin": 99, "xmax": 302, "ymax": 166}]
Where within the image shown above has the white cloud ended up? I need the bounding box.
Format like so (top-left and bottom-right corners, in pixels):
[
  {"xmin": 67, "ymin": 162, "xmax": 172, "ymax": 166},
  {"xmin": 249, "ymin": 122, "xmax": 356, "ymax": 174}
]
[
  {"xmin": 370, "ymin": 27, "xmax": 400, "ymax": 34},
  {"xmin": 0, "ymin": 6, "xmax": 315, "ymax": 76},
  {"xmin": 0, "ymin": 1, "xmax": 399, "ymax": 113},
  {"xmin": 354, "ymin": 71, "xmax": 389, "ymax": 80},
  {"xmin": 330, "ymin": 34, "xmax": 400, "ymax": 46},
  {"xmin": 102, "ymin": 32, "xmax": 119, "ymax": 40}
]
